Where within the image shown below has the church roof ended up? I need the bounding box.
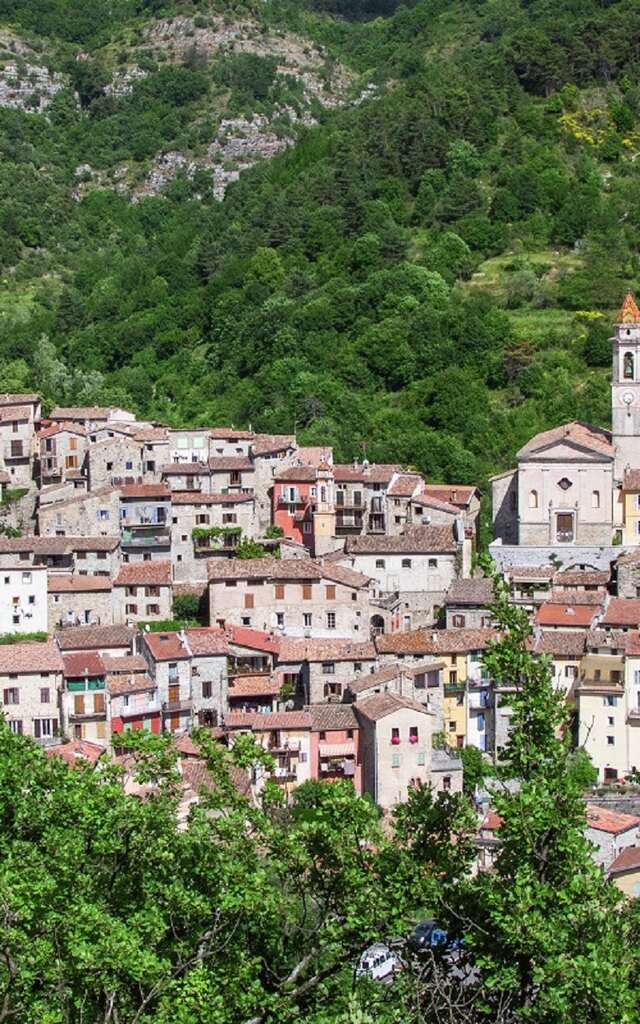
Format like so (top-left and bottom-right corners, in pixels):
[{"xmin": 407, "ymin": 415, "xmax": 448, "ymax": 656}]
[
  {"xmin": 517, "ymin": 421, "xmax": 614, "ymax": 461},
  {"xmin": 617, "ymin": 291, "xmax": 640, "ymax": 324}
]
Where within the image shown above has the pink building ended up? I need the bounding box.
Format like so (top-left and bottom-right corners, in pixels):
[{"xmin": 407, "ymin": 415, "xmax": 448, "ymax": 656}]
[
  {"xmin": 307, "ymin": 704, "xmax": 362, "ymax": 794},
  {"xmin": 272, "ymin": 466, "xmax": 318, "ymax": 552}
]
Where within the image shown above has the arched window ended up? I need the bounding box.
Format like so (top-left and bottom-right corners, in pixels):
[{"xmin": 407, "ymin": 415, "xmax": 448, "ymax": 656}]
[
  {"xmin": 528, "ymin": 489, "xmax": 538, "ymax": 509},
  {"xmin": 624, "ymin": 352, "xmax": 634, "ymax": 379},
  {"xmin": 592, "ymin": 490, "xmax": 600, "ymax": 509}
]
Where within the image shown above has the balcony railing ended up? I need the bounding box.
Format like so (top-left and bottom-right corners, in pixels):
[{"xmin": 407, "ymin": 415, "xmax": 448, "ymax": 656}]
[
  {"xmin": 271, "ymin": 768, "xmax": 297, "ymax": 782},
  {"xmin": 162, "ymin": 698, "xmax": 193, "ymax": 713},
  {"xmin": 68, "ymin": 709, "xmax": 107, "ymax": 721},
  {"xmin": 120, "ymin": 701, "xmax": 160, "ymax": 718},
  {"xmin": 444, "ymin": 683, "xmax": 465, "ymax": 696},
  {"xmin": 121, "ymin": 527, "xmax": 171, "ymax": 548},
  {"xmin": 57, "ymin": 615, "xmax": 101, "ymax": 628}
]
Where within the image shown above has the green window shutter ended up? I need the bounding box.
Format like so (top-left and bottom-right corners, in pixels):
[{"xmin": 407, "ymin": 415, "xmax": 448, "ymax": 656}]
[
  {"xmin": 88, "ymin": 678, "xmax": 105, "ymax": 690},
  {"xmin": 67, "ymin": 680, "xmax": 86, "ymax": 692}
]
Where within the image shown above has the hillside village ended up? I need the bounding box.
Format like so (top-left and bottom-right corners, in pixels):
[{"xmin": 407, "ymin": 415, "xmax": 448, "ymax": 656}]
[{"xmin": 6, "ymin": 294, "xmax": 640, "ymax": 878}]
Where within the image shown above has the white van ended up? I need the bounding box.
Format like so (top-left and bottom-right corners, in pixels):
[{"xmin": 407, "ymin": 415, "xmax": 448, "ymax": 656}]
[{"xmin": 356, "ymin": 943, "xmax": 399, "ymax": 982}]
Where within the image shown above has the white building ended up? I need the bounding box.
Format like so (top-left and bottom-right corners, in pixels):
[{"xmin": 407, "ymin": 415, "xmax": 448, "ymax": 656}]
[{"xmin": 0, "ymin": 566, "xmax": 47, "ymax": 634}]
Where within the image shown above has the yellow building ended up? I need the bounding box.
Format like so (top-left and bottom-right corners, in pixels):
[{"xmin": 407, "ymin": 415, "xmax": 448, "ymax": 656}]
[
  {"xmin": 622, "ymin": 470, "xmax": 640, "ymax": 546},
  {"xmin": 609, "ymin": 847, "xmax": 640, "ymax": 898}
]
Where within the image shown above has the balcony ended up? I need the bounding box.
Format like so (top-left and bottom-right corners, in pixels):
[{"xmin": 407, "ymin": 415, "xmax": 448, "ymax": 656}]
[
  {"xmin": 57, "ymin": 615, "xmax": 101, "ymax": 628},
  {"xmin": 5, "ymin": 441, "xmax": 26, "ymax": 460},
  {"xmin": 268, "ymin": 739, "xmax": 301, "ymax": 754},
  {"xmin": 120, "ymin": 701, "xmax": 160, "ymax": 718},
  {"xmin": 121, "ymin": 526, "xmax": 171, "ymax": 548},
  {"xmin": 628, "ymin": 709, "xmax": 640, "ymax": 723},
  {"xmin": 444, "ymin": 683, "xmax": 465, "ymax": 696},
  {"xmin": 271, "ymin": 768, "xmax": 297, "ymax": 782},
  {"xmin": 68, "ymin": 708, "xmax": 106, "ymax": 721},
  {"xmin": 162, "ymin": 698, "xmax": 193, "ymax": 714}
]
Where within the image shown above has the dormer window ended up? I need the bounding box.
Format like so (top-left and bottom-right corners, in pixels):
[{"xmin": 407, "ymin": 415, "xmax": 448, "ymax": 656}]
[{"xmin": 624, "ymin": 352, "xmax": 634, "ymax": 379}]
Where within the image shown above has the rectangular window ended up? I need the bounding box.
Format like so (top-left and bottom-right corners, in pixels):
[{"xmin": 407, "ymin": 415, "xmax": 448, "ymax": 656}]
[
  {"xmin": 202, "ymin": 680, "xmax": 212, "ymax": 699},
  {"xmin": 327, "ymin": 612, "xmax": 336, "ymax": 629},
  {"xmin": 34, "ymin": 719, "xmax": 56, "ymax": 739},
  {"xmin": 391, "ymin": 753, "xmax": 401, "ymax": 768},
  {"xmin": 275, "ymin": 583, "xmax": 285, "ymax": 600},
  {"xmin": 322, "ymin": 662, "xmax": 335, "ymax": 675},
  {"xmin": 428, "ymin": 558, "xmax": 437, "ymax": 569},
  {"xmin": 452, "ymin": 614, "xmax": 466, "ymax": 628},
  {"xmin": 448, "ymin": 721, "xmax": 456, "ymax": 732},
  {"xmin": 303, "ymin": 521, "xmax": 312, "ymax": 534},
  {"xmin": 40, "ymin": 688, "xmax": 50, "ymax": 703},
  {"xmin": 417, "ymin": 751, "xmax": 426, "ymax": 766},
  {"xmin": 448, "ymin": 670, "xmax": 457, "ymax": 684},
  {"xmin": 146, "ymin": 604, "xmax": 160, "ymax": 615},
  {"xmin": 21, "ymin": 571, "xmax": 31, "ymax": 584},
  {"xmin": 302, "ymin": 583, "xmax": 312, "ymax": 600},
  {"xmin": 276, "ymin": 612, "xmax": 284, "ymax": 627},
  {"xmin": 325, "ymin": 585, "xmax": 336, "ymax": 600},
  {"xmin": 8, "ymin": 720, "xmax": 22, "ymax": 735},
  {"xmin": 607, "ymin": 736, "xmax": 615, "ymax": 746},
  {"xmin": 3, "ymin": 688, "xmax": 19, "ymax": 705},
  {"xmin": 391, "ymin": 727, "xmax": 400, "ymax": 745},
  {"xmin": 244, "ymin": 593, "xmax": 254, "ymax": 609},
  {"xmin": 401, "ymin": 558, "xmax": 412, "ymax": 569},
  {"xmin": 409, "ymin": 726, "xmax": 419, "ymax": 744},
  {"xmin": 375, "ymin": 559, "xmax": 385, "ymax": 569},
  {"xmin": 303, "ymin": 613, "xmax": 312, "ymax": 628}
]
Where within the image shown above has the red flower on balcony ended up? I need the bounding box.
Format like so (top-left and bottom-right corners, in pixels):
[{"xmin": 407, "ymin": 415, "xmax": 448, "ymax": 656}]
[
  {"xmin": 409, "ymin": 735, "xmax": 419, "ymax": 744},
  {"xmin": 391, "ymin": 735, "xmax": 400, "ymax": 745}
]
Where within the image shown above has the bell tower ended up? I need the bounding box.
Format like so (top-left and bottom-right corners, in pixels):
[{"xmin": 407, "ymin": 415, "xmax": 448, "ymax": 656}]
[{"xmin": 612, "ymin": 291, "xmax": 640, "ymax": 480}]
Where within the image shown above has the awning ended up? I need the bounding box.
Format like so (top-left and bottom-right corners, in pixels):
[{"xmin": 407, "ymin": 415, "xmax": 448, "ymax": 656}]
[{"xmin": 319, "ymin": 742, "xmax": 355, "ymax": 757}]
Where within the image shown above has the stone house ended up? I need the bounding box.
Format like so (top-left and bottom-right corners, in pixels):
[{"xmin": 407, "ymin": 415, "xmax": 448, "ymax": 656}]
[
  {"xmin": 183, "ymin": 627, "xmax": 230, "ymax": 727},
  {"xmin": 209, "ymin": 428, "xmax": 255, "ymax": 459},
  {"xmin": 119, "ymin": 483, "xmax": 172, "ymax": 563},
  {"xmin": 227, "ymin": 672, "xmax": 282, "ymax": 713},
  {"xmin": 207, "ymin": 556, "xmax": 372, "ymax": 638},
  {"xmin": 0, "ymin": 392, "xmax": 41, "ymax": 422},
  {"xmin": 420, "ymin": 484, "xmax": 481, "ymax": 546},
  {"xmin": 307, "ymin": 703, "xmax": 361, "ymax": 792},
  {"xmin": 161, "ymin": 463, "xmax": 208, "ymax": 492},
  {"xmin": 141, "ymin": 629, "xmax": 193, "ymax": 734},
  {"xmin": 226, "ymin": 625, "xmax": 281, "ymax": 674},
  {"xmin": 133, "ymin": 426, "xmax": 169, "ymax": 478},
  {"xmin": 171, "ymin": 491, "xmax": 256, "ymax": 583},
  {"xmin": 0, "ymin": 640, "xmax": 63, "ymax": 743},
  {"xmin": 48, "ymin": 574, "xmax": 114, "ymax": 629},
  {"xmin": 0, "ymin": 565, "xmax": 48, "ymax": 634},
  {"xmin": 38, "ymin": 423, "xmax": 87, "ymax": 486},
  {"xmin": 532, "ymin": 630, "xmax": 586, "ymax": 698},
  {"xmin": 70, "ymin": 537, "xmax": 121, "ymax": 576},
  {"xmin": 0, "ymin": 535, "xmax": 120, "ymax": 577},
  {"xmin": 114, "ymin": 560, "xmax": 173, "ymax": 623},
  {"xmin": 50, "ymin": 405, "xmax": 138, "ymax": 430},
  {"xmin": 617, "ymin": 551, "xmax": 640, "ymax": 599},
  {"xmin": 87, "ymin": 435, "xmax": 144, "ymax": 490},
  {"xmin": 0, "ymin": 404, "xmax": 36, "ymax": 488},
  {"xmin": 585, "ymin": 804, "xmax": 640, "ymax": 869},
  {"xmin": 167, "ymin": 428, "xmax": 210, "ymax": 466},
  {"xmin": 38, "ymin": 486, "xmax": 121, "ymax": 537},
  {"xmin": 385, "ymin": 472, "xmax": 425, "ymax": 536},
  {"xmin": 345, "ymin": 661, "xmax": 444, "ymax": 727},
  {"xmin": 224, "ymin": 709, "xmax": 312, "ymax": 795},
  {"xmin": 208, "ymin": 456, "xmax": 255, "ymax": 495},
  {"xmin": 444, "ymin": 578, "xmax": 494, "ymax": 629},
  {"xmin": 342, "ymin": 524, "xmax": 468, "ymax": 631},
  {"xmin": 108, "ymin": 671, "xmax": 161, "ymax": 739},
  {"xmin": 61, "ymin": 650, "xmax": 108, "ymax": 745},
  {"xmin": 54, "ymin": 623, "xmax": 136, "ymax": 659},
  {"xmin": 355, "ymin": 692, "xmax": 459, "ymax": 808},
  {"xmin": 277, "ymin": 637, "xmax": 377, "ymax": 705}
]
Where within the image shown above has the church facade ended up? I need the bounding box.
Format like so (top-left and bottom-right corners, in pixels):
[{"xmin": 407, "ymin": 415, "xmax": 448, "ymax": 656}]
[{"xmin": 491, "ymin": 293, "xmax": 640, "ymax": 566}]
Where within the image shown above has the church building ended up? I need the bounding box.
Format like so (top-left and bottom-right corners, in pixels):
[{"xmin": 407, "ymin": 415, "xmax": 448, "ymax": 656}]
[{"xmin": 491, "ymin": 292, "xmax": 640, "ymax": 565}]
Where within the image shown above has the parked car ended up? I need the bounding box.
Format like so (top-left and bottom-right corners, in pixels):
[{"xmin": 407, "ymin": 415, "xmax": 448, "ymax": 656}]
[
  {"xmin": 408, "ymin": 918, "xmax": 460, "ymax": 953},
  {"xmin": 356, "ymin": 943, "xmax": 399, "ymax": 982}
]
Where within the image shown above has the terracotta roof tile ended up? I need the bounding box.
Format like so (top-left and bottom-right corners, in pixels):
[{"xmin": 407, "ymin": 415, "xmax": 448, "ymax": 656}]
[
  {"xmin": 0, "ymin": 405, "xmax": 30, "ymax": 422},
  {"xmin": 226, "ymin": 625, "xmax": 280, "ymax": 655},
  {"xmin": 252, "ymin": 434, "xmax": 295, "ymax": 456},
  {"xmin": 107, "ymin": 672, "xmax": 155, "ymax": 695},
  {"xmin": 601, "ymin": 599, "xmax": 640, "ymax": 628},
  {"xmin": 0, "ymin": 640, "xmax": 63, "ymax": 673},
  {"xmin": 517, "ymin": 421, "xmax": 614, "ymax": 460},
  {"xmin": 54, "ymin": 624, "xmax": 135, "ymax": 651},
  {"xmin": 505, "ymin": 565, "xmax": 555, "ymax": 581},
  {"xmin": 208, "ymin": 557, "xmax": 321, "ymax": 581},
  {"xmin": 278, "ymin": 638, "xmax": 376, "ymax": 663},
  {"xmin": 376, "ymin": 627, "xmax": 496, "ymax": 656},
  {"xmin": 411, "ymin": 490, "xmax": 460, "ymax": 514},
  {"xmin": 387, "ymin": 473, "xmax": 424, "ymax": 498},
  {"xmin": 62, "ymin": 651, "xmax": 106, "ymax": 677},
  {"xmin": 46, "ymin": 739, "xmax": 105, "ymax": 765},
  {"xmin": 160, "ymin": 462, "xmax": 206, "ymax": 475},
  {"xmin": 307, "ymin": 704, "xmax": 358, "ymax": 730},
  {"xmin": 115, "ymin": 561, "xmax": 172, "ymax": 586},
  {"xmin": 553, "ymin": 569, "xmax": 609, "ymax": 587},
  {"xmin": 421, "ymin": 484, "xmax": 478, "ymax": 508},
  {"xmin": 208, "ymin": 457, "xmax": 254, "ymax": 471},
  {"xmin": 229, "ymin": 674, "xmax": 281, "ymax": 697},
  {"xmin": 142, "ymin": 630, "xmax": 190, "ymax": 662},
  {"xmin": 50, "ymin": 406, "xmax": 113, "ymax": 420},
  {"xmin": 48, "ymin": 574, "xmax": 113, "ymax": 593},
  {"xmin": 316, "ymin": 561, "xmax": 371, "ymax": 589},
  {"xmin": 585, "ymin": 803, "xmax": 640, "ymax": 835},
  {"xmin": 102, "ymin": 654, "xmax": 147, "ymax": 673},
  {"xmin": 132, "ymin": 427, "xmax": 169, "ymax": 442},
  {"xmin": 38, "ymin": 423, "xmax": 86, "ymax": 439},
  {"xmin": 224, "ymin": 709, "xmax": 311, "ymax": 729},
  {"xmin": 548, "ymin": 589, "xmax": 605, "ymax": 606},
  {"xmin": 120, "ymin": 483, "xmax": 171, "ymax": 499},
  {"xmin": 185, "ymin": 628, "xmax": 230, "ymax": 656},
  {"xmin": 535, "ymin": 603, "xmax": 599, "ymax": 628},
  {"xmin": 445, "ymin": 578, "xmax": 493, "ymax": 606},
  {"xmin": 0, "ymin": 393, "xmax": 38, "ymax": 406},
  {"xmin": 171, "ymin": 491, "xmax": 254, "ymax": 505},
  {"xmin": 209, "ymin": 427, "xmax": 254, "ymax": 440},
  {"xmin": 354, "ymin": 691, "xmax": 432, "ymax": 722},
  {"xmin": 345, "ymin": 525, "xmax": 456, "ymax": 555},
  {"xmin": 347, "ymin": 664, "xmax": 403, "ymax": 694},
  {"xmin": 533, "ymin": 631, "xmax": 587, "ymax": 657},
  {"xmin": 609, "ymin": 846, "xmax": 640, "ymax": 875},
  {"xmin": 274, "ymin": 465, "xmax": 318, "ymax": 482}
]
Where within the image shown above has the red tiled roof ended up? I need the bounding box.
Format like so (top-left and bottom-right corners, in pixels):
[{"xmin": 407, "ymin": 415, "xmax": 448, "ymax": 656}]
[
  {"xmin": 533, "ymin": 631, "xmax": 587, "ymax": 657},
  {"xmin": 120, "ymin": 483, "xmax": 171, "ymax": 499},
  {"xmin": 224, "ymin": 710, "xmax": 311, "ymax": 730},
  {"xmin": 278, "ymin": 638, "xmax": 376, "ymax": 663},
  {"xmin": 229, "ymin": 674, "xmax": 281, "ymax": 697},
  {"xmin": 274, "ymin": 465, "xmax": 318, "ymax": 482},
  {"xmin": 376, "ymin": 628, "xmax": 496, "ymax": 656},
  {"xmin": 209, "ymin": 427, "xmax": 254, "ymax": 440},
  {"xmin": 62, "ymin": 651, "xmax": 105, "ymax": 677},
  {"xmin": 38, "ymin": 423, "xmax": 86, "ymax": 440},
  {"xmin": 252, "ymin": 434, "xmax": 295, "ymax": 456},
  {"xmin": 624, "ymin": 631, "xmax": 640, "ymax": 656},
  {"xmin": 171, "ymin": 491, "xmax": 254, "ymax": 505},
  {"xmin": 0, "ymin": 393, "xmax": 38, "ymax": 406},
  {"xmin": 421, "ymin": 484, "xmax": 478, "ymax": 508},
  {"xmin": 535, "ymin": 603, "xmax": 599, "ymax": 628},
  {"xmin": 505, "ymin": 565, "xmax": 555, "ymax": 581},
  {"xmin": 609, "ymin": 846, "xmax": 640, "ymax": 875},
  {"xmin": 115, "ymin": 561, "xmax": 172, "ymax": 586},
  {"xmin": 226, "ymin": 625, "xmax": 281, "ymax": 655},
  {"xmin": 387, "ymin": 473, "xmax": 423, "ymax": 498},
  {"xmin": 132, "ymin": 427, "xmax": 169, "ymax": 442},
  {"xmin": 548, "ymin": 589, "xmax": 605, "ymax": 607},
  {"xmin": 332, "ymin": 464, "xmax": 366, "ymax": 482},
  {"xmin": 517, "ymin": 421, "xmax": 614, "ymax": 460},
  {"xmin": 0, "ymin": 640, "xmax": 63, "ymax": 673},
  {"xmin": 46, "ymin": 739, "xmax": 105, "ymax": 765},
  {"xmin": 411, "ymin": 490, "xmax": 460, "ymax": 514},
  {"xmin": 208, "ymin": 557, "xmax": 321, "ymax": 581},
  {"xmin": 481, "ymin": 809, "xmax": 503, "ymax": 832},
  {"xmin": 0, "ymin": 405, "xmax": 30, "ymax": 422},
  {"xmin": 316, "ymin": 561, "xmax": 371, "ymax": 589},
  {"xmin": 585, "ymin": 803, "xmax": 640, "ymax": 835},
  {"xmin": 345, "ymin": 525, "xmax": 456, "ymax": 555},
  {"xmin": 365, "ymin": 464, "xmax": 402, "ymax": 484},
  {"xmin": 553, "ymin": 569, "xmax": 609, "ymax": 587},
  {"xmin": 185, "ymin": 627, "xmax": 230, "ymax": 656},
  {"xmin": 143, "ymin": 630, "xmax": 190, "ymax": 662},
  {"xmin": 445, "ymin": 578, "xmax": 494, "ymax": 606},
  {"xmin": 54, "ymin": 624, "xmax": 135, "ymax": 651},
  {"xmin": 208, "ymin": 457, "xmax": 254, "ymax": 471},
  {"xmin": 107, "ymin": 672, "xmax": 155, "ymax": 695},
  {"xmin": 50, "ymin": 406, "xmax": 112, "ymax": 420},
  {"xmin": 307, "ymin": 704, "xmax": 358, "ymax": 730},
  {"xmin": 101, "ymin": 654, "xmax": 147, "ymax": 673},
  {"xmin": 160, "ymin": 462, "xmax": 204, "ymax": 475},
  {"xmin": 601, "ymin": 599, "xmax": 640, "ymax": 628},
  {"xmin": 618, "ymin": 290, "xmax": 640, "ymax": 324},
  {"xmin": 48, "ymin": 574, "xmax": 112, "ymax": 593},
  {"xmin": 355, "ymin": 691, "xmax": 433, "ymax": 722}
]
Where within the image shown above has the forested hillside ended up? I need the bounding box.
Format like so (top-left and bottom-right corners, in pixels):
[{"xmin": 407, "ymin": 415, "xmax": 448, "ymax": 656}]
[{"xmin": 0, "ymin": 0, "xmax": 638, "ymax": 494}]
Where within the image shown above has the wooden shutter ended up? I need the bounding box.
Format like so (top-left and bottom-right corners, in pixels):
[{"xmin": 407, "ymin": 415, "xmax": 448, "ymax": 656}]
[
  {"xmin": 74, "ymin": 694, "xmax": 85, "ymax": 715},
  {"xmin": 168, "ymin": 684, "xmax": 180, "ymax": 704},
  {"xmin": 244, "ymin": 593, "xmax": 254, "ymax": 609},
  {"xmin": 302, "ymin": 583, "xmax": 312, "ymax": 600},
  {"xmin": 325, "ymin": 585, "xmax": 336, "ymax": 600},
  {"xmin": 275, "ymin": 584, "xmax": 284, "ymax": 600},
  {"xmin": 94, "ymin": 692, "xmax": 105, "ymax": 714}
]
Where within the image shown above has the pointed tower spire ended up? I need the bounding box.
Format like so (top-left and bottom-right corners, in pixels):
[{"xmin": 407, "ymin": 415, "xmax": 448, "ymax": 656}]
[{"xmin": 617, "ymin": 290, "xmax": 640, "ymax": 324}]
